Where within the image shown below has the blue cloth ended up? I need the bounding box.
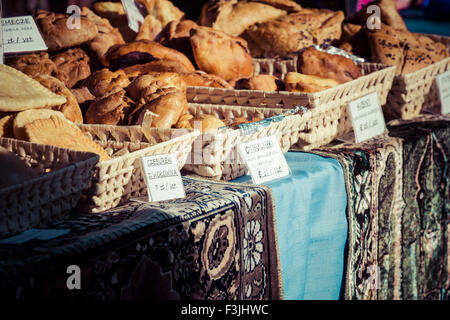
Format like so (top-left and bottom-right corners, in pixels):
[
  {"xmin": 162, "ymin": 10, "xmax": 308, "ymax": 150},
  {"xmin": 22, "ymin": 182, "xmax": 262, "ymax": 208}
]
[
  {"xmin": 0, "ymin": 228, "xmax": 71, "ymax": 245},
  {"xmin": 233, "ymin": 152, "xmax": 348, "ymax": 300}
]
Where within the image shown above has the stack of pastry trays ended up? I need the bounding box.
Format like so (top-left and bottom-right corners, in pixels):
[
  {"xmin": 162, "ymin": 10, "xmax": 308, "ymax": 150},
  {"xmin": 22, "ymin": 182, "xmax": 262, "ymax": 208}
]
[
  {"xmin": 0, "ymin": 138, "xmax": 99, "ymax": 239},
  {"xmin": 385, "ymin": 34, "xmax": 450, "ymax": 120},
  {"xmin": 76, "ymin": 125, "xmax": 199, "ymax": 213},
  {"xmin": 187, "ymin": 60, "xmax": 397, "ymax": 151},
  {"xmin": 183, "ymin": 103, "xmax": 310, "ymax": 181}
]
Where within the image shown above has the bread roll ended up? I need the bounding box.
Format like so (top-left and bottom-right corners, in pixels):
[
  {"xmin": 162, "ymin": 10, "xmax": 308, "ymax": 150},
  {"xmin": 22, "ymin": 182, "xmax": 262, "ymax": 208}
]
[{"xmin": 285, "ymin": 72, "xmax": 339, "ymax": 93}]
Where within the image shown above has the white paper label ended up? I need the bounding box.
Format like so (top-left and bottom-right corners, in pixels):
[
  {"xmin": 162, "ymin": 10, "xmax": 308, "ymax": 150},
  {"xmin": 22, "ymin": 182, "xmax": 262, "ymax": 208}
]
[
  {"xmin": 348, "ymin": 92, "xmax": 386, "ymax": 143},
  {"xmin": 238, "ymin": 135, "xmax": 290, "ymax": 184},
  {"xmin": 141, "ymin": 154, "xmax": 185, "ymax": 203},
  {"xmin": 1, "ymin": 16, "xmax": 47, "ymax": 53},
  {"xmin": 437, "ymin": 70, "xmax": 450, "ymax": 115},
  {"xmin": 121, "ymin": 0, "xmax": 144, "ymax": 33}
]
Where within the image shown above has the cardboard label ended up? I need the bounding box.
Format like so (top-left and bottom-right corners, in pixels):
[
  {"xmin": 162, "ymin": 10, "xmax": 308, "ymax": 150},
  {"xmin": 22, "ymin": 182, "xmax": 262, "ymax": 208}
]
[
  {"xmin": 121, "ymin": 0, "xmax": 144, "ymax": 33},
  {"xmin": 348, "ymin": 92, "xmax": 386, "ymax": 143},
  {"xmin": 140, "ymin": 154, "xmax": 185, "ymax": 203},
  {"xmin": 437, "ymin": 70, "xmax": 450, "ymax": 115},
  {"xmin": 238, "ymin": 135, "xmax": 290, "ymax": 184},
  {"xmin": 1, "ymin": 16, "xmax": 47, "ymax": 53}
]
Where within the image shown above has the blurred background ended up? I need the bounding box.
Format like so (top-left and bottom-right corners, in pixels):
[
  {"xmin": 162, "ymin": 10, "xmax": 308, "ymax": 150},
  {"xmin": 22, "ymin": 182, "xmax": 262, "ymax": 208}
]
[{"xmin": 2, "ymin": 0, "xmax": 450, "ymax": 36}]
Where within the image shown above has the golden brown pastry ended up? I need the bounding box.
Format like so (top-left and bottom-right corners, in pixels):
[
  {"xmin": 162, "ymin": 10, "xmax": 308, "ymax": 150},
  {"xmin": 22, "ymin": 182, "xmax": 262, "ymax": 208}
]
[
  {"xmin": 190, "ymin": 26, "xmax": 254, "ymax": 81},
  {"xmin": 241, "ymin": 9, "xmax": 344, "ymax": 58},
  {"xmin": 83, "ymin": 69, "xmax": 131, "ymax": 98},
  {"xmin": 24, "ymin": 116, "xmax": 111, "ymax": 161},
  {"xmin": 0, "ymin": 146, "xmax": 38, "ymax": 189},
  {"xmin": 0, "ymin": 114, "xmax": 15, "ymax": 138},
  {"xmin": 33, "ymin": 75, "xmax": 83, "ymax": 124},
  {"xmin": 346, "ymin": 0, "xmax": 407, "ymax": 31},
  {"xmin": 367, "ymin": 30, "xmax": 404, "ymax": 74},
  {"xmin": 284, "ymin": 72, "xmax": 340, "ymax": 93},
  {"xmin": 126, "ymin": 72, "xmax": 187, "ymax": 101},
  {"xmin": 198, "ymin": 0, "xmax": 302, "ymax": 37},
  {"xmin": 35, "ymin": 10, "xmax": 98, "ymax": 51},
  {"xmin": 70, "ymin": 87, "xmax": 96, "ymax": 105},
  {"xmin": 12, "ymin": 109, "xmax": 69, "ymax": 140},
  {"xmin": 226, "ymin": 115, "xmax": 264, "ymax": 128},
  {"xmin": 92, "ymin": 1, "xmax": 135, "ymax": 43},
  {"xmin": 233, "ymin": 74, "xmax": 283, "ymax": 91},
  {"xmin": 50, "ymin": 48, "xmax": 91, "ymax": 88},
  {"xmin": 136, "ymin": 0, "xmax": 185, "ymax": 27},
  {"xmin": 121, "ymin": 59, "xmax": 194, "ymax": 79},
  {"xmin": 80, "ymin": 7, "xmax": 125, "ymax": 67},
  {"xmin": 297, "ymin": 47, "xmax": 362, "ymax": 84},
  {"xmin": 179, "ymin": 71, "xmax": 234, "ymax": 89},
  {"xmin": 85, "ymin": 87, "xmax": 134, "ymax": 125},
  {"xmin": 156, "ymin": 19, "xmax": 198, "ymax": 65},
  {"xmin": 190, "ymin": 114, "xmax": 226, "ymax": 133},
  {"xmin": 136, "ymin": 15, "xmax": 163, "ymax": 41},
  {"xmin": 105, "ymin": 40, "xmax": 196, "ymax": 72}
]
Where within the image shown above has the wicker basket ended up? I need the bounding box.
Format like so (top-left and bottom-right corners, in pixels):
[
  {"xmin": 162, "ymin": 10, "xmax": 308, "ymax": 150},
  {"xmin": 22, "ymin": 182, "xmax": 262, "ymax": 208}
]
[
  {"xmin": 76, "ymin": 125, "xmax": 200, "ymax": 213},
  {"xmin": 187, "ymin": 63, "xmax": 396, "ymax": 150},
  {"xmin": 0, "ymin": 138, "xmax": 99, "ymax": 239},
  {"xmin": 183, "ymin": 103, "xmax": 310, "ymax": 180},
  {"xmin": 384, "ymin": 34, "xmax": 450, "ymax": 120}
]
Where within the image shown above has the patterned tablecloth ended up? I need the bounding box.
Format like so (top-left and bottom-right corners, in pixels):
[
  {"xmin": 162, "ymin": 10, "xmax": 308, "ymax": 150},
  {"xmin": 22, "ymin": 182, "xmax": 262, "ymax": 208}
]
[
  {"xmin": 0, "ymin": 177, "xmax": 282, "ymax": 300},
  {"xmin": 316, "ymin": 115, "xmax": 450, "ymax": 300}
]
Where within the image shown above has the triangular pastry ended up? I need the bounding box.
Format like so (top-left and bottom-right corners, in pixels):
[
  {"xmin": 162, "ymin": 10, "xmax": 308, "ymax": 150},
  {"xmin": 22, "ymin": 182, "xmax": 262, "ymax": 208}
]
[
  {"xmin": 24, "ymin": 116, "xmax": 111, "ymax": 161},
  {"xmin": 0, "ymin": 64, "xmax": 67, "ymax": 112}
]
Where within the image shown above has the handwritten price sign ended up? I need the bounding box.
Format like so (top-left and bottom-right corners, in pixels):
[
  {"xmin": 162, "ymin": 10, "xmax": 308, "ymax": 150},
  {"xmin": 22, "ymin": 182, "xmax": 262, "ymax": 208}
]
[
  {"xmin": 437, "ymin": 70, "xmax": 450, "ymax": 115},
  {"xmin": 1, "ymin": 16, "xmax": 47, "ymax": 53}
]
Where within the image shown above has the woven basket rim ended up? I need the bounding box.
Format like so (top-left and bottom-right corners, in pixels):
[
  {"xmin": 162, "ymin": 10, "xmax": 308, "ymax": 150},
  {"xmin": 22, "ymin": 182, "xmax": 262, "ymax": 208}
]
[{"xmin": 0, "ymin": 137, "xmax": 99, "ymax": 194}]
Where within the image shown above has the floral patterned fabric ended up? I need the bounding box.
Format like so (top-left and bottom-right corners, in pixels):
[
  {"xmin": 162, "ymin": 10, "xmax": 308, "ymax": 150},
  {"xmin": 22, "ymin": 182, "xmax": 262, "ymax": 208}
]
[
  {"xmin": 0, "ymin": 177, "xmax": 282, "ymax": 300},
  {"xmin": 316, "ymin": 116, "xmax": 450, "ymax": 300}
]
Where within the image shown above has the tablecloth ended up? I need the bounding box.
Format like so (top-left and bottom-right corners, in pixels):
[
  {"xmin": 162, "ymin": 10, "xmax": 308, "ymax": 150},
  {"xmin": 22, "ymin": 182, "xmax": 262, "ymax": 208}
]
[
  {"xmin": 0, "ymin": 177, "xmax": 282, "ymax": 300},
  {"xmin": 316, "ymin": 115, "xmax": 450, "ymax": 300},
  {"xmin": 233, "ymin": 153, "xmax": 348, "ymax": 300}
]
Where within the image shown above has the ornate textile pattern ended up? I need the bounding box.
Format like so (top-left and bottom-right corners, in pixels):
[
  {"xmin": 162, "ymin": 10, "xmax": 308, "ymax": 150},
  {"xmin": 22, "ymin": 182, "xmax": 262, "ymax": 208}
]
[
  {"xmin": 317, "ymin": 118, "xmax": 450, "ymax": 300},
  {"xmin": 0, "ymin": 177, "xmax": 282, "ymax": 300}
]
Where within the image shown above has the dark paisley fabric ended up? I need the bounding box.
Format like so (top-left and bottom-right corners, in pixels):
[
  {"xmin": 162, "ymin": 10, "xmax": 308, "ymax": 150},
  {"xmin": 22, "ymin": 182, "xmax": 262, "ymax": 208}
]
[
  {"xmin": 316, "ymin": 117, "xmax": 450, "ymax": 300},
  {"xmin": 0, "ymin": 177, "xmax": 282, "ymax": 300}
]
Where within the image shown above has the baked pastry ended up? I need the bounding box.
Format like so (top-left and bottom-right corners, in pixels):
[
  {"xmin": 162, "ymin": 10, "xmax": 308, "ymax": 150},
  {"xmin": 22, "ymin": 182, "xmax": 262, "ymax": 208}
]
[
  {"xmin": 284, "ymin": 72, "xmax": 340, "ymax": 93},
  {"xmin": 0, "ymin": 115, "xmax": 15, "ymax": 138},
  {"xmin": 0, "ymin": 146, "xmax": 38, "ymax": 189},
  {"xmin": 50, "ymin": 48, "xmax": 91, "ymax": 88},
  {"xmin": 85, "ymin": 87, "xmax": 134, "ymax": 125},
  {"xmin": 0, "ymin": 64, "xmax": 67, "ymax": 112},
  {"xmin": 80, "ymin": 7, "xmax": 125, "ymax": 67},
  {"xmin": 6, "ymin": 52, "xmax": 68, "ymax": 85},
  {"xmin": 190, "ymin": 114, "xmax": 226, "ymax": 133},
  {"xmin": 92, "ymin": 1, "xmax": 135, "ymax": 43},
  {"xmin": 136, "ymin": 0, "xmax": 185, "ymax": 27},
  {"xmin": 35, "ymin": 10, "xmax": 98, "ymax": 51},
  {"xmin": 121, "ymin": 59, "xmax": 194, "ymax": 79},
  {"xmin": 156, "ymin": 19, "xmax": 198, "ymax": 65},
  {"xmin": 226, "ymin": 115, "xmax": 264, "ymax": 128},
  {"xmin": 136, "ymin": 15, "xmax": 163, "ymax": 41},
  {"xmin": 33, "ymin": 75, "xmax": 83, "ymax": 124},
  {"xmin": 24, "ymin": 116, "xmax": 111, "ymax": 161},
  {"xmin": 233, "ymin": 74, "xmax": 283, "ymax": 91},
  {"xmin": 70, "ymin": 87, "xmax": 96, "ymax": 105},
  {"xmin": 241, "ymin": 9, "xmax": 344, "ymax": 57},
  {"xmin": 198, "ymin": 0, "xmax": 302, "ymax": 37},
  {"xmin": 297, "ymin": 47, "xmax": 362, "ymax": 84},
  {"xmin": 367, "ymin": 29, "xmax": 404, "ymax": 74},
  {"xmin": 179, "ymin": 71, "xmax": 233, "ymax": 89},
  {"xmin": 190, "ymin": 26, "xmax": 254, "ymax": 81},
  {"xmin": 105, "ymin": 40, "xmax": 195, "ymax": 72},
  {"xmin": 13, "ymin": 109, "xmax": 69, "ymax": 140},
  {"xmin": 338, "ymin": 23, "xmax": 370, "ymax": 57},
  {"xmin": 346, "ymin": 0, "xmax": 407, "ymax": 31},
  {"xmin": 126, "ymin": 72, "xmax": 187, "ymax": 101},
  {"xmin": 83, "ymin": 69, "xmax": 131, "ymax": 98}
]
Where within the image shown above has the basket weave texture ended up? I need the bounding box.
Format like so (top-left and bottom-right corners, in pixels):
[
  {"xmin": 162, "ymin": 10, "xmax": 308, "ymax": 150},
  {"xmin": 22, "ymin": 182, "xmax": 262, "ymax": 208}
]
[
  {"xmin": 0, "ymin": 138, "xmax": 99, "ymax": 239},
  {"xmin": 384, "ymin": 34, "xmax": 450, "ymax": 120},
  {"xmin": 187, "ymin": 61, "xmax": 395, "ymax": 150},
  {"xmin": 76, "ymin": 125, "xmax": 199, "ymax": 213},
  {"xmin": 183, "ymin": 103, "xmax": 310, "ymax": 180}
]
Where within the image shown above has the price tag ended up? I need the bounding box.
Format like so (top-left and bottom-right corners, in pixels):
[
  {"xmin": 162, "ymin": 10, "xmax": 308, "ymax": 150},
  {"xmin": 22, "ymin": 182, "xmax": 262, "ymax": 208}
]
[
  {"xmin": 238, "ymin": 135, "xmax": 290, "ymax": 184},
  {"xmin": 348, "ymin": 92, "xmax": 386, "ymax": 143},
  {"xmin": 140, "ymin": 154, "xmax": 185, "ymax": 203},
  {"xmin": 1, "ymin": 16, "xmax": 47, "ymax": 53},
  {"xmin": 436, "ymin": 70, "xmax": 450, "ymax": 115},
  {"xmin": 121, "ymin": 0, "xmax": 144, "ymax": 33}
]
